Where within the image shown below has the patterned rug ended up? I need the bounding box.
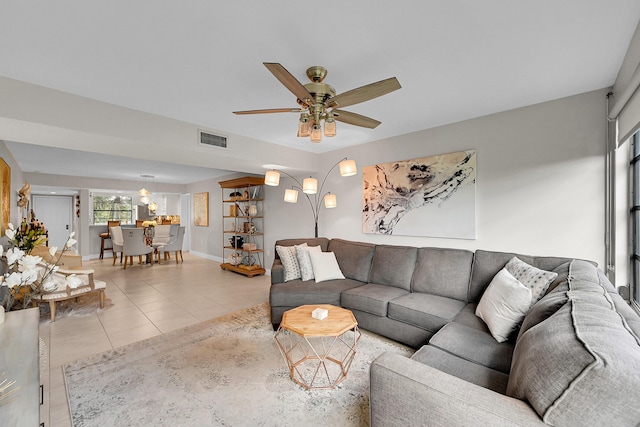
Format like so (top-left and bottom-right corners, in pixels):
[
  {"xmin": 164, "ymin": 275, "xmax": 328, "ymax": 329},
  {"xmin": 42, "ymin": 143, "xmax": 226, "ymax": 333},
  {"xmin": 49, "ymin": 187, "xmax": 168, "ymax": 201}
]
[{"xmin": 64, "ymin": 303, "xmax": 413, "ymax": 427}]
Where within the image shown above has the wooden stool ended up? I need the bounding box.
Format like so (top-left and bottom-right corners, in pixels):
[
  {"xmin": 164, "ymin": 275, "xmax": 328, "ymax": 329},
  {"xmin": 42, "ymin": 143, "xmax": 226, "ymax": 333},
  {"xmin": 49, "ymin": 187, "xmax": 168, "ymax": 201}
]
[
  {"xmin": 99, "ymin": 220, "xmax": 121, "ymax": 259},
  {"xmin": 99, "ymin": 231, "xmax": 111, "ymax": 259}
]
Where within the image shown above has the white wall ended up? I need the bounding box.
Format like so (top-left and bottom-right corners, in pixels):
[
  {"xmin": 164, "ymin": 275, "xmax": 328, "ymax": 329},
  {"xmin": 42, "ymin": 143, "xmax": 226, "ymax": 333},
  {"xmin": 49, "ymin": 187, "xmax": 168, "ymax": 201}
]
[
  {"xmin": 283, "ymin": 88, "xmax": 609, "ymax": 268},
  {"xmin": 186, "ymin": 172, "xmax": 254, "ymax": 261}
]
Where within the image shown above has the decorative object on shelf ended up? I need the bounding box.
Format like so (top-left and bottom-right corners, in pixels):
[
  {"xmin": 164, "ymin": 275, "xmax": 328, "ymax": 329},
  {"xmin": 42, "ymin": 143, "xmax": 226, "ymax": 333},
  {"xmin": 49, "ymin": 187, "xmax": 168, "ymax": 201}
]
[
  {"xmin": 227, "ymin": 252, "xmax": 242, "ymax": 266},
  {"xmin": 194, "ymin": 192, "xmax": 209, "ymax": 226},
  {"xmin": 265, "ymin": 157, "xmax": 357, "ymax": 237},
  {"xmin": 242, "ymin": 254, "xmax": 257, "ymax": 266},
  {"xmin": 0, "ymin": 228, "xmax": 77, "ymax": 311},
  {"xmin": 362, "ymin": 150, "xmax": 477, "ymax": 239},
  {"xmin": 248, "ymin": 204, "xmax": 258, "ymax": 217},
  {"xmin": 233, "ymin": 63, "xmax": 401, "ymax": 143},
  {"xmin": 229, "ymin": 191, "xmax": 242, "ymax": 201},
  {"xmin": 229, "ymin": 235, "xmax": 244, "ymax": 249}
]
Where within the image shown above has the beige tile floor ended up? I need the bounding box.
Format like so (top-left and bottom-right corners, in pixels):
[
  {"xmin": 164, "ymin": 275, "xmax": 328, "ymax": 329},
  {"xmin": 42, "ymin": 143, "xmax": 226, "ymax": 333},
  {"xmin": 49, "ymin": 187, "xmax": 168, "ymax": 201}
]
[{"xmin": 37, "ymin": 252, "xmax": 271, "ymax": 427}]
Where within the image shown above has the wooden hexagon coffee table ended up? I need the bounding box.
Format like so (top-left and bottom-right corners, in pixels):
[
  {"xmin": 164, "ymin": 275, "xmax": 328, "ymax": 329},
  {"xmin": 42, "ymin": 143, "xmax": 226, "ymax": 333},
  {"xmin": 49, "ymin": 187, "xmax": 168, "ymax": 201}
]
[{"xmin": 274, "ymin": 304, "xmax": 361, "ymax": 390}]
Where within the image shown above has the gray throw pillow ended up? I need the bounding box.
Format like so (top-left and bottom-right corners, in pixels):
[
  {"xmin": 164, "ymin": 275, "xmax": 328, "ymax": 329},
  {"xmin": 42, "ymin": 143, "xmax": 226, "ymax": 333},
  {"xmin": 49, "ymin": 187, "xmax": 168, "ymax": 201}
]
[{"xmin": 505, "ymin": 256, "xmax": 558, "ymax": 307}]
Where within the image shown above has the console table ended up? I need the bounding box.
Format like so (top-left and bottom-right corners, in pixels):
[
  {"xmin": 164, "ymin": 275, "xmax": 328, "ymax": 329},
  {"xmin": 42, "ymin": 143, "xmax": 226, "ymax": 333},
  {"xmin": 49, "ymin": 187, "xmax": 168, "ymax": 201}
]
[{"xmin": 0, "ymin": 308, "xmax": 40, "ymax": 425}]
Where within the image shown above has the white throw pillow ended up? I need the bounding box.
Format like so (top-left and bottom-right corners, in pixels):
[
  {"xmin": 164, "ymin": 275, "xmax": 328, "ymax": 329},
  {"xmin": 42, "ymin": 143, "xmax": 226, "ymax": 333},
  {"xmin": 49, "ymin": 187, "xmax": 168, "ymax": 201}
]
[
  {"xmin": 275, "ymin": 245, "xmax": 301, "ymax": 282},
  {"xmin": 505, "ymin": 256, "xmax": 558, "ymax": 307},
  {"xmin": 295, "ymin": 244, "xmax": 322, "ymax": 281},
  {"xmin": 308, "ymin": 251, "xmax": 345, "ymax": 283},
  {"xmin": 476, "ymin": 268, "xmax": 532, "ymax": 343}
]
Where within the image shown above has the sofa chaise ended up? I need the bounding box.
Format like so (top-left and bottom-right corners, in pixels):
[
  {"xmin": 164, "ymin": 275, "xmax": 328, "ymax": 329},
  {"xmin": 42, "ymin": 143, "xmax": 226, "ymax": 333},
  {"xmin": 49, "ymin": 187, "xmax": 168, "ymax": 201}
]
[{"xmin": 269, "ymin": 237, "xmax": 640, "ymax": 426}]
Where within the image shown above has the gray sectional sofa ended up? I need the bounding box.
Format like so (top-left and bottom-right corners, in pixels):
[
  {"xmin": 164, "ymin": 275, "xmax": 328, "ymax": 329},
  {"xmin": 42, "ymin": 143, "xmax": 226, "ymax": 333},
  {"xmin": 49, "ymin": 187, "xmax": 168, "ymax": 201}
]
[{"xmin": 269, "ymin": 238, "xmax": 640, "ymax": 426}]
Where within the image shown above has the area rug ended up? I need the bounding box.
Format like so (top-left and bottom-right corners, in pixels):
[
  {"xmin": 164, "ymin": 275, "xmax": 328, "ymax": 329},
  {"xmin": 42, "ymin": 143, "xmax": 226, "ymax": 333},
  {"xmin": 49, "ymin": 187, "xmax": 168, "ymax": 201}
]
[
  {"xmin": 64, "ymin": 303, "xmax": 414, "ymax": 427},
  {"xmin": 37, "ymin": 292, "xmax": 113, "ymax": 323}
]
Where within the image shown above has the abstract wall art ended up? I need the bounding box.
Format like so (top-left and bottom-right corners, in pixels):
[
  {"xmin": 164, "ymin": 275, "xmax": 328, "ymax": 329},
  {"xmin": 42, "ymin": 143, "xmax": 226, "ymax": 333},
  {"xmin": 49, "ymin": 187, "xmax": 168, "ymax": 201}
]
[
  {"xmin": 362, "ymin": 150, "xmax": 476, "ymax": 239},
  {"xmin": 193, "ymin": 192, "xmax": 209, "ymax": 227}
]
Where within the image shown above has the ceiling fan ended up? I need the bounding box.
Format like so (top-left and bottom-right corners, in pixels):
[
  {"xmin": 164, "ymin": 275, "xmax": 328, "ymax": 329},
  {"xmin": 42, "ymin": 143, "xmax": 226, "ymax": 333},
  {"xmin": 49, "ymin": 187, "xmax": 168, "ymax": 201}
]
[{"xmin": 233, "ymin": 63, "xmax": 401, "ymax": 143}]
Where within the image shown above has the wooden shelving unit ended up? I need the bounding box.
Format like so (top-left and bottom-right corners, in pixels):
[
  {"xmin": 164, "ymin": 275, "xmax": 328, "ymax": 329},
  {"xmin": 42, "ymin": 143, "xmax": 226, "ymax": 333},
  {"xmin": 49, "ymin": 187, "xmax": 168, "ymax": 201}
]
[{"xmin": 219, "ymin": 176, "xmax": 266, "ymax": 277}]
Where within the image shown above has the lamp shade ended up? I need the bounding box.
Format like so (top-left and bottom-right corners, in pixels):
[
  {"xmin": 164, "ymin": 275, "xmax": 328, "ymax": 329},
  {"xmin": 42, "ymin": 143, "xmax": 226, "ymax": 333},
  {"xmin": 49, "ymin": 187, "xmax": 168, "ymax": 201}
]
[
  {"xmin": 138, "ymin": 187, "xmax": 149, "ymax": 196},
  {"xmin": 324, "ymin": 118, "xmax": 336, "ymax": 137},
  {"xmin": 310, "ymin": 125, "xmax": 322, "ymax": 142},
  {"xmin": 140, "ymin": 195, "xmax": 150, "ymax": 204},
  {"xmin": 324, "ymin": 193, "xmax": 337, "ymax": 208},
  {"xmin": 339, "ymin": 159, "xmax": 357, "ymax": 177},
  {"xmin": 148, "ymin": 201, "xmax": 158, "ymax": 213},
  {"xmin": 264, "ymin": 170, "xmax": 280, "ymax": 186},
  {"xmin": 298, "ymin": 115, "xmax": 311, "ymax": 137},
  {"xmin": 284, "ymin": 188, "xmax": 299, "ymax": 203},
  {"xmin": 302, "ymin": 177, "xmax": 318, "ymax": 194}
]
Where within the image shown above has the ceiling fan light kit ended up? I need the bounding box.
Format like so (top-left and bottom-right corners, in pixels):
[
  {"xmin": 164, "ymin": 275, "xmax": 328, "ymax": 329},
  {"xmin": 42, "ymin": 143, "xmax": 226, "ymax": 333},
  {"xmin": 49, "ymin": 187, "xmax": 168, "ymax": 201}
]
[{"xmin": 234, "ymin": 63, "xmax": 401, "ymax": 143}]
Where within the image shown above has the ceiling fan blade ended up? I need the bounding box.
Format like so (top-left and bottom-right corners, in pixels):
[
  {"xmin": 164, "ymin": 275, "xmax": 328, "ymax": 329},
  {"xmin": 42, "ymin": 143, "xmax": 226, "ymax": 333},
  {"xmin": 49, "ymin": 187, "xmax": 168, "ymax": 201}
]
[
  {"xmin": 263, "ymin": 62, "xmax": 315, "ymax": 104},
  {"xmin": 333, "ymin": 109, "xmax": 381, "ymax": 129},
  {"xmin": 233, "ymin": 108, "xmax": 302, "ymax": 115},
  {"xmin": 326, "ymin": 77, "xmax": 401, "ymax": 109}
]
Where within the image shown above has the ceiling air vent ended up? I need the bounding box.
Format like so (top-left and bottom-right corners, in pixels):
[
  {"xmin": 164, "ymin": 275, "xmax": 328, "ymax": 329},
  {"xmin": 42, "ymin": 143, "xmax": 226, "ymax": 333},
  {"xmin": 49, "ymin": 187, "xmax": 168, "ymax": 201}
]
[{"xmin": 199, "ymin": 130, "xmax": 227, "ymax": 149}]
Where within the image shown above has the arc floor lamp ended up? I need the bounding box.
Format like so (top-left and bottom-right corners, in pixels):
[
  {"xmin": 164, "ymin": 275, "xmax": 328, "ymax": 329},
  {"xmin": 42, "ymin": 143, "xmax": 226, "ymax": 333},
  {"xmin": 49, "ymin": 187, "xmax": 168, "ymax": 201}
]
[{"xmin": 265, "ymin": 158, "xmax": 357, "ymax": 237}]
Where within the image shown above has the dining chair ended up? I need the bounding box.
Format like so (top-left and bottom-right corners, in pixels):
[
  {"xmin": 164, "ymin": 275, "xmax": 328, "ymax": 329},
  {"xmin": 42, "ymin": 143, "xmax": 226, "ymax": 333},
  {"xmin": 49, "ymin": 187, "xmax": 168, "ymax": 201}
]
[
  {"xmin": 158, "ymin": 226, "xmax": 185, "ymax": 264},
  {"xmin": 121, "ymin": 227, "xmax": 153, "ymax": 269},
  {"xmin": 151, "ymin": 225, "xmax": 171, "ymax": 246},
  {"xmin": 161, "ymin": 219, "xmax": 172, "ymax": 225},
  {"xmin": 110, "ymin": 226, "xmax": 124, "ymax": 266},
  {"xmin": 136, "ymin": 219, "xmax": 145, "ymax": 228}
]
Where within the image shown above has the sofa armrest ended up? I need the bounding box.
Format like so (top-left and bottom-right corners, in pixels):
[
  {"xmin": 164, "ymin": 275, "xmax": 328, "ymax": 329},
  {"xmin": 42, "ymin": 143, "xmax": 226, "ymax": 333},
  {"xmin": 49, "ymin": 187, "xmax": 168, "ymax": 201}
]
[
  {"xmin": 271, "ymin": 260, "xmax": 284, "ymax": 284},
  {"xmin": 370, "ymin": 352, "xmax": 545, "ymax": 427}
]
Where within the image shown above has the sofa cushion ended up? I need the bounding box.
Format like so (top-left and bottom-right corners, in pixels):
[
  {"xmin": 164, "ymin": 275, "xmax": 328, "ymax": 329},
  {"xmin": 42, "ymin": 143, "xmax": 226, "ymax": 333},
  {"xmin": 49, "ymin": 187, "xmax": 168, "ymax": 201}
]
[
  {"xmin": 327, "ymin": 238, "xmax": 376, "ymax": 283},
  {"xmin": 475, "ymin": 268, "xmax": 532, "ymax": 343},
  {"xmin": 269, "ymin": 278, "xmax": 364, "ymax": 308},
  {"xmin": 429, "ymin": 322, "xmax": 514, "ymax": 374},
  {"xmin": 341, "ymin": 284, "xmax": 409, "ymax": 317},
  {"xmin": 410, "ymin": 247, "xmax": 473, "ymax": 300},
  {"xmin": 505, "ymin": 256, "xmax": 557, "ymax": 307},
  {"xmin": 412, "ymin": 345, "xmax": 509, "ymax": 394},
  {"xmin": 388, "ymin": 293, "xmax": 465, "ymax": 333},
  {"xmin": 369, "ymin": 245, "xmax": 417, "ymax": 291},
  {"xmin": 469, "ymin": 250, "xmax": 574, "ymax": 303},
  {"xmin": 546, "ymin": 261, "xmax": 571, "ymax": 294},
  {"xmin": 452, "ymin": 303, "xmax": 489, "ymax": 332},
  {"xmin": 517, "ymin": 289, "xmax": 568, "ymax": 341},
  {"xmin": 274, "ymin": 238, "xmax": 330, "ymax": 256},
  {"xmin": 507, "ymin": 261, "xmax": 640, "ymax": 426}
]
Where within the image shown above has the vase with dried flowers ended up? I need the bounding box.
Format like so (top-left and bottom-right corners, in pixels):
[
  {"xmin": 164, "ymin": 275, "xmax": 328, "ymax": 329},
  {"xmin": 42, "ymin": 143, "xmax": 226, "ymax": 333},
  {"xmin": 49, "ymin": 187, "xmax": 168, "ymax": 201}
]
[{"xmin": 0, "ymin": 225, "xmax": 77, "ymax": 311}]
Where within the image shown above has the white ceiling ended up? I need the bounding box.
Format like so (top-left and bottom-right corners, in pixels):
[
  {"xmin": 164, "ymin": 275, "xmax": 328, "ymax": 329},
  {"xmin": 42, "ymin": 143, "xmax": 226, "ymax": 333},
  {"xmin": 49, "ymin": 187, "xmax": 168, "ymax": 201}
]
[{"xmin": 1, "ymin": 1, "xmax": 640, "ymax": 185}]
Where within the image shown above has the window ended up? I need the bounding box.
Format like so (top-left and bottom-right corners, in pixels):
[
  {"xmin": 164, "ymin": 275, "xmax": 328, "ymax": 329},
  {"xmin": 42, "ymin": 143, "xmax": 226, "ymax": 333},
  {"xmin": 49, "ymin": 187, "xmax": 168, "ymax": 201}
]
[
  {"xmin": 632, "ymin": 132, "xmax": 640, "ymax": 308},
  {"xmin": 93, "ymin": 195, "xmax": 133, "ymax": 225}
]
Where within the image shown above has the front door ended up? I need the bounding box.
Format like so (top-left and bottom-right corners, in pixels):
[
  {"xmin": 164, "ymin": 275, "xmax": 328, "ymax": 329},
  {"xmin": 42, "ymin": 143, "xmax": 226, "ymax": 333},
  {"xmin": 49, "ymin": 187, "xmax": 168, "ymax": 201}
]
[{"xmin": 31, "ymin": 195, "xmax": 73, "ymax": 249}]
